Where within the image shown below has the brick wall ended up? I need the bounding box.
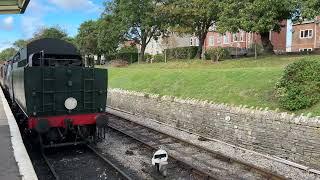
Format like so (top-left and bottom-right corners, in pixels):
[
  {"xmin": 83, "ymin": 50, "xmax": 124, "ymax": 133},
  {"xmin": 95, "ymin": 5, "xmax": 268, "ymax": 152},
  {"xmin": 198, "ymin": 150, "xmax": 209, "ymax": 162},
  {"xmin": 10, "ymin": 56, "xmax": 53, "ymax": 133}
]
[
  {"xmin": 204, "ymin": 21, "xmax": 287, "ymax": 52},
  {"xmin": 108, "ymin": 89, "xmax": 320, "ymax": 169},
  {"xmin": 292, "ymin": 23, "xmax": 316, "ymax": 52},
  {"xmin": 271, "ymin": 21, "xmax": 287, "ymax": 51},
  {"xmin": 204, "ymin": 31, "xmax": 248, "ymax": 50}
]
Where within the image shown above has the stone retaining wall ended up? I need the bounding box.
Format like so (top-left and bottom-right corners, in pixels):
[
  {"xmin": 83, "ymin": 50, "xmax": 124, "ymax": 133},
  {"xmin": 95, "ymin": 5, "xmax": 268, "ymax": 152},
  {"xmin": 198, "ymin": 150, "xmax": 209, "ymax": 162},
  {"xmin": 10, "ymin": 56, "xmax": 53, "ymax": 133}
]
[{"xmin": 107, "ymin": 89, "xmax": 320, "ymax": 169}]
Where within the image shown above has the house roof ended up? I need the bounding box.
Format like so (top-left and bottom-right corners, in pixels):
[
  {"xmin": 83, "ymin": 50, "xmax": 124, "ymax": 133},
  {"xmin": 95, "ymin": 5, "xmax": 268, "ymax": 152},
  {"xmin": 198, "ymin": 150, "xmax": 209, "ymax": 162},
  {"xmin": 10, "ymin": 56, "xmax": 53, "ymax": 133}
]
[
  {"xmin": 0, "ymin": 0, "xmax": 30, "ymax": 14},
  {"xmin": 292, "ymin": 20, "xmax": 315, "ymax": 26}
]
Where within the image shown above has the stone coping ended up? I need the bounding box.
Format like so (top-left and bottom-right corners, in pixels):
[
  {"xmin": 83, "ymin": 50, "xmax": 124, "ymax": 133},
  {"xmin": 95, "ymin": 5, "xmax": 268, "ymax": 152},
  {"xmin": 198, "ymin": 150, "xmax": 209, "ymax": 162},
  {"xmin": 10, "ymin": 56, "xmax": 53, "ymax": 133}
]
[{"xmin": 109, "ymin": 88, "xmax": 320, "ymax": 128}]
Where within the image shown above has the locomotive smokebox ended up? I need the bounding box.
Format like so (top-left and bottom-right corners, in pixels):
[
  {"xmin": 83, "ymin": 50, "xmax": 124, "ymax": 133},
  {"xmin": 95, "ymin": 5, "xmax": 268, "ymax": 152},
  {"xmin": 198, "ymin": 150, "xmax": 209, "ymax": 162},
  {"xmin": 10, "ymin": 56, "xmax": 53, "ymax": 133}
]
[
  {"xmin": 35, "ymin": 119, "xmax": 50, "ymax": 134},
  {"xmin": 96, "ymin": 114, "xmax": 109, "ymax": 128}
]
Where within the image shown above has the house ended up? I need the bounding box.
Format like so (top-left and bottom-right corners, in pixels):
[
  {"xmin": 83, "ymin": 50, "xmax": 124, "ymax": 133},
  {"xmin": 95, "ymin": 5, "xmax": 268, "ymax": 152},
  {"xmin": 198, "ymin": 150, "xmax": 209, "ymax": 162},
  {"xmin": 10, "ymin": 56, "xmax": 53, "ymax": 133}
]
[
  {"xmin": 204, "ymin": 20, "xmax": 288, "ymax": 53},
  {"xmin": 290, "ymin": 17, "xmax": 320, "ymax": 52},
  {"xmin": 144, "ymin": 17, "xmax": 320, "ymax": 55},
  {"xmin": 144, "ymin": 32, "xmax": 197, "ymax": 55}
]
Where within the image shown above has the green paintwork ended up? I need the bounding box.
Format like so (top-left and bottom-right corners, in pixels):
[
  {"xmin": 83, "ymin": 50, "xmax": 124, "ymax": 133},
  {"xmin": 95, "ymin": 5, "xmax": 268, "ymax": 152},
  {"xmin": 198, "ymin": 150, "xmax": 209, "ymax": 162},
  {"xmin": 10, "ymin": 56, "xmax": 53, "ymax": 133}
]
[{"xmin": 12, "ymin": 66, "xmax": 108, "ymax": 117}]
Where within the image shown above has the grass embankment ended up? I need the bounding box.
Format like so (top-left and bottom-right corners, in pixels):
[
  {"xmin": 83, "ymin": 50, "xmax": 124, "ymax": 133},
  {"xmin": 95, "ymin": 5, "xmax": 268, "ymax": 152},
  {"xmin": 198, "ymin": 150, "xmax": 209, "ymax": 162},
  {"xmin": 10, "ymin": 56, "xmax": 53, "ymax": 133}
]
[{"xmin": 106, "ymin": 55, "xmax": 320, "ymax": 116}]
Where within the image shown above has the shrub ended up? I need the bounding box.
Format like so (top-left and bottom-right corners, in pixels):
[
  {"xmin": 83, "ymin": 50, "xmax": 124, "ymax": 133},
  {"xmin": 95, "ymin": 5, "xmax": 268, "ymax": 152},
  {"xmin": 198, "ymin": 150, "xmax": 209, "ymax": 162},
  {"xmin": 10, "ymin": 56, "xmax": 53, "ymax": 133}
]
[
  {"xmin": 153, "ymin": 54, "xmax": 165, "ymax": 63},
  {"xmin": 204, "ymin": 52, "xmax": 211, "ymax": 60},
  {"xmin": 108, "ymin": 59, "xmax": 129, "ymax": 67},
  {"xmin": 106, "ymin": 53, "xmax": 138, "ymax": 64},
  {"xmin": 248, "ymin": 43, "xmax": 264, "ymax": 55},
  {"xmin": 118, "ymin": 46, "xmax": 138, "ymax": 53},
  {"xmin": 165, "ymin": 47, "xmax": 198, "ymax": 59},
  {"xmin": 206, "ymin": 47, "xmax": 230, "ymax": 62},
  {"xmin": 144, "ymin": 53, "xmax": 153, "ymax": 63},
  {"xmin": 276, "ymin": 60, "xmax": 320, "ymax": 111}
]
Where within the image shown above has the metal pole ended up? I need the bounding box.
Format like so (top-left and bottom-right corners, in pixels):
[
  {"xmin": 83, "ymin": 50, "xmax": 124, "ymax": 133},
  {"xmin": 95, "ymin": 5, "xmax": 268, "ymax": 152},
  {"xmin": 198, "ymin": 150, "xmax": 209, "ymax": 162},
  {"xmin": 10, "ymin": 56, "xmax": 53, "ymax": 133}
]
[{"xmin": 164, "ymin": 49, "xmax": 167, "ymax": 63}]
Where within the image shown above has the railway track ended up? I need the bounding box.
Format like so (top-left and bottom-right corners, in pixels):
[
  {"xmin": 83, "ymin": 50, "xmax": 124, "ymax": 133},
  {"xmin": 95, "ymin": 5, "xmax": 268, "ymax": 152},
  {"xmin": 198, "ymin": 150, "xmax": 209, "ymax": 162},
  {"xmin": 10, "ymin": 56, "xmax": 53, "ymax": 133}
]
[
  {"xmin": 41, "ymin": 144, "xmax": 132, "ymax": 180},
  {"xmin": 106, "ymin": 107, "xmax": 287, "ymax": 180}
]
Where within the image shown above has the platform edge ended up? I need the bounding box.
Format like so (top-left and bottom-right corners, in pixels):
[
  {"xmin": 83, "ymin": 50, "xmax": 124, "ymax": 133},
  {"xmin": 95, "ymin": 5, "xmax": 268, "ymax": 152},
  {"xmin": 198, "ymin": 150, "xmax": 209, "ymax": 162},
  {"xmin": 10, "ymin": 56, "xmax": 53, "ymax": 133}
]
[{"xmin": 0, "ymin": 88, "xmax": 38, "ymax": 180}]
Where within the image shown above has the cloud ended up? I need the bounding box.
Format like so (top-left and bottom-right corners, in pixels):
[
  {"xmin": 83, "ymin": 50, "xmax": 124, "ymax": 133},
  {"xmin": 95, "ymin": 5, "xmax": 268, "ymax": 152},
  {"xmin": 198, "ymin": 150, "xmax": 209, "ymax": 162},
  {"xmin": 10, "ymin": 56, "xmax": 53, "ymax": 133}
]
[
  {"xmin": 0, "ymin": 40, "xmax": 13, "ymax": 51},
  {"xmin": 20, "ymin": 0, "xmax": 51, "ymax": 38},
  {"xmin": 0, "ymin": 16, "xmax": 14, "ymax": 30},
  {"xmin": 48, "ymin": 0, "xmax": 102, "ymax": 13},
  {"xmin": 21, "ymin": 16, "xmax": 44, "ymax": 38}
]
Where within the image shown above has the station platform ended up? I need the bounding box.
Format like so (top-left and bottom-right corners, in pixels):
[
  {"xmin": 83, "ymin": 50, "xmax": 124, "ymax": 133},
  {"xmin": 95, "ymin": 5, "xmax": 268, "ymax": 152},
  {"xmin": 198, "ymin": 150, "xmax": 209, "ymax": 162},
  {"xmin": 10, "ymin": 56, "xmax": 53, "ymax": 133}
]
[{"xmin": 0, "ymin": 88, "xmax": 37, "ymax": 180}]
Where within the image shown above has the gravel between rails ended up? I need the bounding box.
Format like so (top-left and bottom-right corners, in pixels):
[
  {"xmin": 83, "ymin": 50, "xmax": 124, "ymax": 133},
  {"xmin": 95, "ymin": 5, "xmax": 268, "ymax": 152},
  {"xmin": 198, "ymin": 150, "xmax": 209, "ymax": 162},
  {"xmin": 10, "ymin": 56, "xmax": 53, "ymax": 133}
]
[
  {"xmin": 96, "ymin": 127, "xmax": 203, "ymax": 180},
  {"xmin": 42, "ymin": 146, "xmax": 127, "ymax": 180}
]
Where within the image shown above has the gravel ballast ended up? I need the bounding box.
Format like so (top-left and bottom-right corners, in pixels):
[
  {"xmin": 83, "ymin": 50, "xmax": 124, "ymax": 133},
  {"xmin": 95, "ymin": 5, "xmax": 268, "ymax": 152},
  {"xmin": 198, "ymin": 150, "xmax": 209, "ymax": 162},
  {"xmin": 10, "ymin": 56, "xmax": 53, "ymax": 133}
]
[
  {"xmin": 107, "ymin": 107, "xmax": 320, "ymax": 180},
  {"xmin": 97, "ymin": 127, "xmax": 201, "ymax": 180}
]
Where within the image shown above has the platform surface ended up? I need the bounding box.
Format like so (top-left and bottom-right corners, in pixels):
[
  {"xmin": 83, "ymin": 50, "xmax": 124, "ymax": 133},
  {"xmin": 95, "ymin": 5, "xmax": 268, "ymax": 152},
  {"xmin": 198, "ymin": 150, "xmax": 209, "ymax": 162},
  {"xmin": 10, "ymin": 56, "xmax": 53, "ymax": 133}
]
[
  {"xmin": 0, "ymin": 95, "xmax": 20, "ymax": 180},
  {"xmin": 0, "ymin": 88, "xmax": 37, "ymax": 180}
]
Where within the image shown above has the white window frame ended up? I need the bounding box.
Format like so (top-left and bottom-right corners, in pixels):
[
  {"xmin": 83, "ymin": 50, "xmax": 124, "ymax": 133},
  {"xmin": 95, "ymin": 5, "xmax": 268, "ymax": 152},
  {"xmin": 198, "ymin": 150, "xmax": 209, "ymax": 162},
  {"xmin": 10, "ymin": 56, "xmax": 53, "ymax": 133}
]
[
  {"xmin": 208, "ymin": 36, "xmax": 214, "ymax": 46},
  {"xmin": 195, "ymin": 38, "xmax": 199, "ymax": 46},
  {"xmin": 232, "ymin": 33, "xmax": 238, "ymax": 42},
  {"xmin": 299, "ymin": 48, "xmax": 313, "ymax": 52},
  {"xmin": 239, "ymin": 32, "xmax": 244, "ymax": 42},
  {"xmin": 300, "ymin": 29, "xmax": 313, "ymax": 39},
  {"xmin": 223, "ymin": 35, "xmax": 229, "ymax": 44},
  {"xmin": 217, "ymin": 35, "xmax": 221, "ymax": 44}
]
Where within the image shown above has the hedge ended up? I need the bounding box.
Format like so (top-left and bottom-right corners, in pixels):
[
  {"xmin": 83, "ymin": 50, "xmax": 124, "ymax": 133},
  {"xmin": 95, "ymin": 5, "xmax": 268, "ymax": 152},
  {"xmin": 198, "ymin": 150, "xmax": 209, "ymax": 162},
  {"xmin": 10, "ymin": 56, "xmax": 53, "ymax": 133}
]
[
  {"xmin": 165, "ymin": 46, "xmax": 198, "ymax": 59},
  {"xmin": 105, "ymin": 53, "xmax": 139, "ymax": 64}
]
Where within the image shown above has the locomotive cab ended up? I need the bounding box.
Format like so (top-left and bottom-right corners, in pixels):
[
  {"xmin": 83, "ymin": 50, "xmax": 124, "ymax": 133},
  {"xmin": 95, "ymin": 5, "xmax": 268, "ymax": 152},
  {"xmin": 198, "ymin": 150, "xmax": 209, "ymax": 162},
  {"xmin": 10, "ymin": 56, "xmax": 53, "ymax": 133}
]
[{"xmin": 28, "ymin": 53, "xmax": 82, "ymax": 67}]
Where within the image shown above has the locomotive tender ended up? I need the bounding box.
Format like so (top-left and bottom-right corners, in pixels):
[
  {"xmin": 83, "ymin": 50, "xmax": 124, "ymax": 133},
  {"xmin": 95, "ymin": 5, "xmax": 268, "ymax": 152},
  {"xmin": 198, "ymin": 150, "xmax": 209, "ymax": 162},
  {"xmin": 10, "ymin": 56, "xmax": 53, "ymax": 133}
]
[{"xmin": 0, "ymin": 38, "xmax": 108, "ymax": 148}]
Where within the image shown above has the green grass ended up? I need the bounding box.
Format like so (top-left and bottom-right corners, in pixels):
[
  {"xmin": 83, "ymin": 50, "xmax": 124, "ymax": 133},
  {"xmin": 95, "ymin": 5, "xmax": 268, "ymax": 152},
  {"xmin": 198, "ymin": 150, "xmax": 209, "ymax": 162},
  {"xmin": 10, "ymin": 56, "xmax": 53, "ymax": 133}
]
[{"xmin": 105, "ymin": 55, "xmax": 320, "ymax": 116}]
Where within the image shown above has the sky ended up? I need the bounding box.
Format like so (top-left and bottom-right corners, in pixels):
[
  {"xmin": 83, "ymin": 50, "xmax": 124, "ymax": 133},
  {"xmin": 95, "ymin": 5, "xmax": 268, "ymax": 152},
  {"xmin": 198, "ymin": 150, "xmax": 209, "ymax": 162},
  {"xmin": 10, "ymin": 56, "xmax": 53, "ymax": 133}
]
[{"xmin": 0, "ymin": 0, "xmax": 106, "ymax": 51}]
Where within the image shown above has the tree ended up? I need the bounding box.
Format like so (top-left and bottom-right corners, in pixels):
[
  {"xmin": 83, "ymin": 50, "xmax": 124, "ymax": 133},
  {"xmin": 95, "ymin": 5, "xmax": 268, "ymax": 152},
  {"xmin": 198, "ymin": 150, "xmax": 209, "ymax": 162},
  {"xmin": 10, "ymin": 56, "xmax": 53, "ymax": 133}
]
[
  {"xmin": 76, "ymin": 20, "xmax": 99, "ymax": 64},
  {"xmin": 218, "ymin": 0, "xmax": 295, "ymax": 54},
  {"xmin": 13, "ymin": 39, "xmax": 28, "ymax": 50},
  {"xmin": 33, "ymin": 26, "xmax": 68, "ymax": 40},
  {"xmin": 109, "ymin": 0, "xmax": 168, "ymax": 62},
  {"xmin": 162, "ymin": 0, "xmax": 220, "ymax": 59},
  {"xmin": 298, "ymin": 0, "xmax": 320, "ymax": 18},
  {"xmin": 0, "ymin": 48, "xmax": 17, "ymax": 60},
  {"xmin": 96, "ymin": 14, "xmax": 122, "ymax": 56},
  {"xmin": 62, "ymin": 37, "xmax": 77, "ymax": 47}
]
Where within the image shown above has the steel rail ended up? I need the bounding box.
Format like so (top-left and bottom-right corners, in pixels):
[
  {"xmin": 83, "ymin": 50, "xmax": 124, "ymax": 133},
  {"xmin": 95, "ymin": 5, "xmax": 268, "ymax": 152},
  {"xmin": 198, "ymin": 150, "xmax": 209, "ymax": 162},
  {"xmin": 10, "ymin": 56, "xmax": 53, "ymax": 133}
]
[
  {"xmin": 41, "ymin": 151, "xmax": 60, "ymax": 180},
  {"xmin": 41, "ymin": 144, "xmax": 132, "ymax": 180},
  {"xmin": 105, "ymin": 111, "xmax": 219, "ymax": 179},
  {"xmin": 106, "ymin": 106, "xmax": 286, "ymax": 180},
  {"xmin": 106, "ymin": 122, "xmax": 216, "ymax": 179},
  {"xmin": 86, "ymin": 145, "xmax": 133, "ymax": 180}
]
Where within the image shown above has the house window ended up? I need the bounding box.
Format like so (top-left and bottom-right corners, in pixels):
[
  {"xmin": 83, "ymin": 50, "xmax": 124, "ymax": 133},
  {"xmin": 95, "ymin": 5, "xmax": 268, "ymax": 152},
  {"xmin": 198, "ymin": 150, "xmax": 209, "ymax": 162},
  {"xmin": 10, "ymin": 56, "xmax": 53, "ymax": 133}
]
[
  {"xmin": 232, "ymin": 33, "xmax": 238, "ymax": 42},
  {"xmin": 209, "ymin": 36, "xmax": 214, "ymax": 46},
  {"xmin": 299, "ymin": 48, "xmax": 313, "ymax": 52},
  {"xmin": 223, "ymin": 35, "xmax": 229, "ymax": 44},
  {"xmin": 190, "ymin": 38, "xmax": 193, "ymax": 46},
  {"xmin": 195, "ymin": 38, "xmax": 199, "ymax": 46},
  {"xmin": 217, "ymin": 34, "xmax": 221, "ymax": 44},
  {"xmin": 240, "ymin": 32, "xmax": 244, "ymax": 42},
  {"xmin": 300, "ymin": 29, "xmax": 313, "ymax": 38}
]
